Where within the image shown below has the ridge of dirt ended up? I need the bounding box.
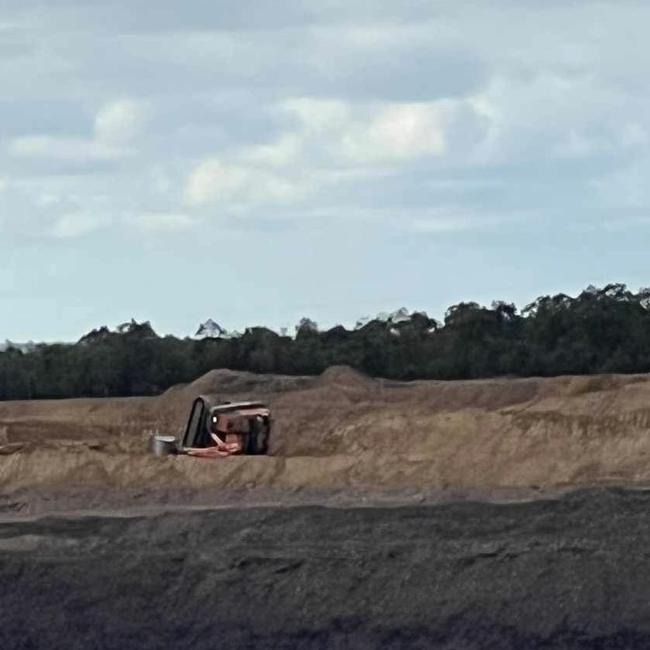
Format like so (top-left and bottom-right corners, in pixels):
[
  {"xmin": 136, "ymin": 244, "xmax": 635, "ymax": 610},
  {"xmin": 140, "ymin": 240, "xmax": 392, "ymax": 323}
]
[{"xmin": 3, "ymin": 366, "xmax": 650, "ymax": 512}]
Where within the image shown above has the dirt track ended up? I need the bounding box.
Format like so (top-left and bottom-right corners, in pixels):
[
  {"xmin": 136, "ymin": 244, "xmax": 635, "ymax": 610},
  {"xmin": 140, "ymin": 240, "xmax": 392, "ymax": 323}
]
[
  {"xmin": 2, "ymin": 488, "xmax": 650, "ymax": 649},
  {"xmin": 3, "ymin": 367, "xmax": 650, "ymax": 512}
]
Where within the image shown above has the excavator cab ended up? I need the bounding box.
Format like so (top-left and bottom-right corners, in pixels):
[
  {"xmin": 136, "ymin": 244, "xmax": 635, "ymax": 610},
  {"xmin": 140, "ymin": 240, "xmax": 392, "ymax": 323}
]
[{"xmin": 181, "ymin": 395, "xmax": 271, "ymax": 455}]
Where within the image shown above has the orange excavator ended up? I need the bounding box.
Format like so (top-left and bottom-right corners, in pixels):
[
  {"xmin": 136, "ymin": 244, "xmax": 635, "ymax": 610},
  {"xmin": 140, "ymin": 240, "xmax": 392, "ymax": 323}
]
[{"xmin": 179, "ymin": 396, "xmax": 271, "ymax": 458}]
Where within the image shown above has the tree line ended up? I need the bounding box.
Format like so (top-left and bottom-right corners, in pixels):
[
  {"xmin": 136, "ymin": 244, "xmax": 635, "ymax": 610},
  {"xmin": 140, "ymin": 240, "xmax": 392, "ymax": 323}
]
[{"xmin": 2, "ymin": 283, "xmax": 650, "ymax": 400}]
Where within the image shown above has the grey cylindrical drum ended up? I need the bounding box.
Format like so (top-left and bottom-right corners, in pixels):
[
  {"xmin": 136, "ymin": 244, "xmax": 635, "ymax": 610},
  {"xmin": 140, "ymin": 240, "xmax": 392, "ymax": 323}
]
[{"xmin": 151, "ymin": 435, "xmax": 177, "ymax": 457}]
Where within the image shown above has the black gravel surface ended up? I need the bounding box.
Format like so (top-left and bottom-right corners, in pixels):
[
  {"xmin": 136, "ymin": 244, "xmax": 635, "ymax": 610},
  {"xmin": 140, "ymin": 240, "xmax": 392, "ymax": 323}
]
[{"xmin": 1, "ymin": 488, "xmax": 650, "ymax": 649}]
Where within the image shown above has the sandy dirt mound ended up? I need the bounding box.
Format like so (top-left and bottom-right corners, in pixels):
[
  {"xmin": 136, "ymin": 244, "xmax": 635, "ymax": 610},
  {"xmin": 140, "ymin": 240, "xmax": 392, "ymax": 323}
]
[{"xmin": 3, "ymin": 367, "xmax": 650, "ymax": 509}]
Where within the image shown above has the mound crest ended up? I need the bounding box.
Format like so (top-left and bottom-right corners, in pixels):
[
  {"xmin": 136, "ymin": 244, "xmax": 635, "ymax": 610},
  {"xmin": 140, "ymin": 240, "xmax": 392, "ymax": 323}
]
[
  {"xmin": 184, "ymin": 369, "xmax": 313, "ymax": 399},
  {"xmin": 318, "ymin": 366, "xmax": 375, "ymax": 392}
]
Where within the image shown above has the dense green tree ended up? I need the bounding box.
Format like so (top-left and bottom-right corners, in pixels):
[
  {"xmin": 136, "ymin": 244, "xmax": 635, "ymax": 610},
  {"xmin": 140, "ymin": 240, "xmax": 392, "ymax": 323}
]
[{"xmin": 4, "ymin": 285, "xmax": 650, "ymax": 400}]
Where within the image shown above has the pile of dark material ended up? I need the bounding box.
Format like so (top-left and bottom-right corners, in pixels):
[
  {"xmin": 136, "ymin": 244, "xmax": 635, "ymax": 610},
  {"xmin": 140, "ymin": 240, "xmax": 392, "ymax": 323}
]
[{"xmin": 2, "ymin": 488, "xmax": 650, "ymax": 649}]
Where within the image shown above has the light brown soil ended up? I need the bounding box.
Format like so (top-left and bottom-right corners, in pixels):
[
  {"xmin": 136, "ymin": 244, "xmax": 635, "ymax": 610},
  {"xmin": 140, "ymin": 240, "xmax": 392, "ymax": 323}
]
[{"xmin": 3, "ymin": 366, "xmax": 650, "ymax": 513}]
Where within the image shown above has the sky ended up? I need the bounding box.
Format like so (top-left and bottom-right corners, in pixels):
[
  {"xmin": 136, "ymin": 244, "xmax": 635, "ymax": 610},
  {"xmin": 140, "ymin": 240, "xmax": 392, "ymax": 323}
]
[{"xmin": 2, "ymin": 0, "xmax": 650, "ymax": 341}]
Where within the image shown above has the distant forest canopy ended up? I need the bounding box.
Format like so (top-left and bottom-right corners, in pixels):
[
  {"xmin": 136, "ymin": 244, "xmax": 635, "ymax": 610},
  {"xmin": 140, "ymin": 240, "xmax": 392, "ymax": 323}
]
[{"xmin": 3, "ymin": 283, "xmax": 650, "ymax": 400}]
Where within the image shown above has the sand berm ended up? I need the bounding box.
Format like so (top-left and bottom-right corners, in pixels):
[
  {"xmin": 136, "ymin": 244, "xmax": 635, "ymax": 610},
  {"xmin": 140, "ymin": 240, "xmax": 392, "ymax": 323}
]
[{"xmin": 2, "ymin": 366, "xmax": 650, "ymax": 511}]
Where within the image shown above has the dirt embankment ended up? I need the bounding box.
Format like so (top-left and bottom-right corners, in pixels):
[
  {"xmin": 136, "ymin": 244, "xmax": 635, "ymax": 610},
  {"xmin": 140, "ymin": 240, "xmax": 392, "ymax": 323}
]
[{"xmin": 3, "ymin": 366, "xmax": 650, "ymax": 509}]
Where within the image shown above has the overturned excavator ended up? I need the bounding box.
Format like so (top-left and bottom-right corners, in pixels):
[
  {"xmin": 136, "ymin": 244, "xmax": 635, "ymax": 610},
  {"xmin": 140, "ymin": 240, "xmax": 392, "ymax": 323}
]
[{"xmin": 181, "ymin": 396, "xmax": 271, "ymax": 458}]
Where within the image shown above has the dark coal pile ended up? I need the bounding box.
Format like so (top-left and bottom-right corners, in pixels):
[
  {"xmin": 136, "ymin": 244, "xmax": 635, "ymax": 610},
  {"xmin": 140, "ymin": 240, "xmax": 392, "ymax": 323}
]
[{"xmin": 2, "ymin": 488, "xmax": 650, "ymax": 649}]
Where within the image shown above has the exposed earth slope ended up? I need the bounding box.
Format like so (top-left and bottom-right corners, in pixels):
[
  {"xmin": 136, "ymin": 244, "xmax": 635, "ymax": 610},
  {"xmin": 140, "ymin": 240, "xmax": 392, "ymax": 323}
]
[{"xmin": 2, "ymin": 367, "xmax": 650, "ymax": 512}]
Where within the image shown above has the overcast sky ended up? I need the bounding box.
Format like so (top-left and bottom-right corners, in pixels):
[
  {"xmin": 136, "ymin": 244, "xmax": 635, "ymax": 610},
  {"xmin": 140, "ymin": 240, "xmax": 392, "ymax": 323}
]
[{"xmin": 2, "ymin": 1, "xmax": 650, "ymax": 340}]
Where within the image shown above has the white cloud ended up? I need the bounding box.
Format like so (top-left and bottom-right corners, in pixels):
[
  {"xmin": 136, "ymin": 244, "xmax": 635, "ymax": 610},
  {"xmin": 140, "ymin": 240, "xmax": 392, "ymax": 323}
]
[
  {"xmin": 94, "ymin": 99, "xmax": 148, "ymax": 145},
  {"xmin": 339, "ymin": 102, "xmax": 447, "ymax": 162},
  {"xmin": 241, "ymin": 134, "xmax": 302, "ymax": 168},
  {"xmin": 7, "ymin": 3, "xmax": 646, "ymax": 243},
  {"xmin": 182, "ymin": 96, "xmax": 482, "ymax": 213},
  {"xmin": 8, "ymin": 98, "xmax": 147, "ymax": 164},
  {"xmin": 131, "ymin": 212, "xmax": 196, "ymax": 232},
  {"xmin": 283, "ymin": 98, "xmax": 351, "ymax": 134},
  {"xmin": 186, "ymin": 160, "xmax": 247, "ymax": 205},
  {"xmin": 186, "ymin": 158, "xmax": 307, "ymax": 207},
  {"xmin": 281, "ymin": 97, "xmax": 469, "ymax": 165},
  {"xmin": 408, "ymin": 213, "xmax": 506, "ymax": 234},
  {"xmin": 9, "ymin": 136, "xmax": 122, "ymax": 162},
  {"xmin": 467, "ymin": 71, "xmax": 650, "ymax": 166},
  {"xmin": 50, "ymin": 213, "xmax": 112, "ymax": 238},
  {"xmin": 0, "ymin": 178, "xmax": 7, "ymax": 192}
]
